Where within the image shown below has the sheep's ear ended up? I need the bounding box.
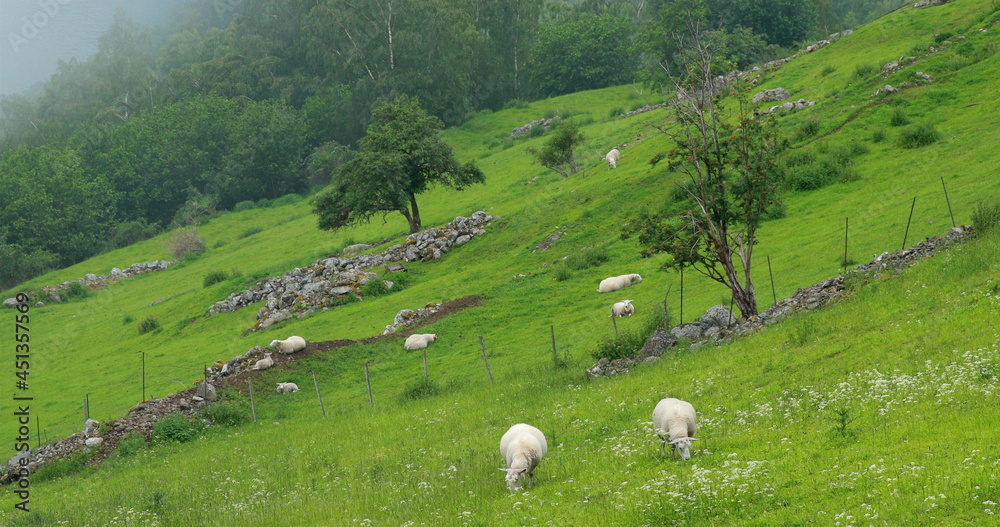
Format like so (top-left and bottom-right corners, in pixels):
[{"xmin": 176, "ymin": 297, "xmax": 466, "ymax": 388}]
[
  {"xmin": 689, "ymin": 437, "xmax": 699, "ymax": 441},
  {"xmin": 498, "ymin": 468, "xmax": 508, "ymax": 472}
]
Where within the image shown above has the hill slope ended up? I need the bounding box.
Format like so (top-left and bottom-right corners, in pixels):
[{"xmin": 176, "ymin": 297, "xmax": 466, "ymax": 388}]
[{"xmin": 2, "ymin": 1, "xmax": 1000, "ymax": 524}]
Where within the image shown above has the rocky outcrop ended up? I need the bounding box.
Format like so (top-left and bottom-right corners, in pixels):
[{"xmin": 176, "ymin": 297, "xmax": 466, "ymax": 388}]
[
  {"xmin": 382, "ymin": 303, "xmax": 443, "ymax": 335},
  {"xmin": 752, "ymin": 88, "xmax": 791, "ymax": 103},
  {"xmin": 763, "ymin": 98, "xmax": 817, "ymax": 114},
  {"xmin": 208, "ymin": 212, "xmax": 494, "ymax": 331}
]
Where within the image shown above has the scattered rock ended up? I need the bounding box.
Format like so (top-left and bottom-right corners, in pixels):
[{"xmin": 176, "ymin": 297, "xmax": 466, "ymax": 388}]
[{"xmin": 752, "ymin": 87, "xmax": 790, "ymax": 103}]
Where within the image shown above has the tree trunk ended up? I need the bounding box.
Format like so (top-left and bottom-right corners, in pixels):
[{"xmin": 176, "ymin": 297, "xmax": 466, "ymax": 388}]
[{"xmin": 405, "ymin": 193, "xmax": 421, "ymax": 233}]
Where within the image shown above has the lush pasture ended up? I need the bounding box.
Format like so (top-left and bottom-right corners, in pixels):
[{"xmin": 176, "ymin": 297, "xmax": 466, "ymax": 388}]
[{"xmin": 2, "ymin": 0, "xmax": 1000, "ymax": 524}]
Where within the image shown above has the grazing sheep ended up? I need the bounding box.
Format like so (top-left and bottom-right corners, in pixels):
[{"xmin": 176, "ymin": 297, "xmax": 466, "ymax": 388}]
[
  {"xmin": 652, "ymin": 398, "xmax": 698, "ymax": 460},
  {"xmin": 404, "ymin": 333, "xmax": 437, "ymax": 350},
  {"xmin": 610, "ymin": 299, "xmax": 635, "ymax": 317},
  {"xmin": 499, "ymin": 423, "xmax": 548, "ymax": 491},
  {"xmin": 605, "ymin": 148, "xmax": 621, "ymax": 169},
  {"xmin": 270, "ymin": 336, "xmax": 306, "ymax": 354},
  {"xmin": 597, "ymin": 273, "xmax": 642, "ymax": 293},
  {"xmin": 251, "ymin": 352, "xmax": 274, "ymax": 371},
  {"xmin": 276, "ymin": 382, "xmax": 300, "ymax": 394}
]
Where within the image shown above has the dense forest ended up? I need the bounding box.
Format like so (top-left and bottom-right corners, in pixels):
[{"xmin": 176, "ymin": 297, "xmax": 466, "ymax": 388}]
[{"xmin": 0, "ymin": 0, "xmax": 908, "ymax": 288}]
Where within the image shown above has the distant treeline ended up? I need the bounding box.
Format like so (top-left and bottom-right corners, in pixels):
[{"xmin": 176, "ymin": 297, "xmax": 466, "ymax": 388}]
[{"xmin": 0, "ymin": 0, "xmax": 906, "ymax": 289}]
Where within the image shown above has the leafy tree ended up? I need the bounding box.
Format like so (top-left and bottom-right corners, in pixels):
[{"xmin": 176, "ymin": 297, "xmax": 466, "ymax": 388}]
[
  {"xmin": 525, "ymin": 121, "xmax": 586, "ymax": 178},
  {"xmin": 526, "ymin": 13, "xmax": 636, "ymax": 97},
  {"xmin": 623, "ymin": 29, "xmax": 784, "ymax": 320},
  {"xmin": 312, "ymin": 96, "xmax": 484, "ymax": 234},
  {"xmin": 0, "ymin": 146, "xmax": 118, "ymax": 265},
  {"xmin": 712, "ymin": 0, "xmax": 816, "ymax": 48}
]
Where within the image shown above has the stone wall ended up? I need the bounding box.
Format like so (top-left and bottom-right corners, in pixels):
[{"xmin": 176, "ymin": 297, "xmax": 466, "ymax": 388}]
[
  {"xmin": 3, "ymin": 260, "xmax": 177, "ymax": 308},
  {"xmin": 208, "ymin": 211, "xmax": 495, "ymax": 331},
  {"xmin": 587, "ymin": 226, "xmax": 975, "ymax": 377}
]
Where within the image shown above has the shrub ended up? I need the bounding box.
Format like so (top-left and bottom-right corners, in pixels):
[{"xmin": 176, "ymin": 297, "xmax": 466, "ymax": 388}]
[
  {"xmin": 115, "ymin": 431, "xmax": 148, "ymax": 458},
  {"xmin": 853, "ymin": 62, "xmax": 877, "ymax": 78},
  {"xmin": 272, "ymin": 194, "xmax": 303, "ymax": 207},
  {"xmin": 820, "ymin": 64, "xmax": 836, "ymax": 76},
  {"xmin": 32, "ymin": 451, "xmax": 91, "ymax": 482},
  {"xmin": 933, "ymin": 31, "xmax": 954, "ymax": 43},
  {"xmin": 63, "ymin": 281, "xmax": 89, "ymax": 300},
  {"xmin": 203, "ymin": 270, "xmax": 229, "ymax": 287},
  {"xmin": 889, "ymin": 107, "xmax": 910, "ymax": 127},
  {"xmin": 566, "ymin": 244, "xmax": 610, "ymax": 271},
  {"xmin": 502, "ymin": 99, "xmax": 529, "ymax": 110},
  {"xmin": 761, "ymin": 201, "xmax": 787, "ymax": 221},
  {"xmin": 122, "ymin": 314, "xmax": 134, "ymax": 325},
  {"xmin": 169, "ymin": 227, "xmax": 207, "ymax": 259},
  {"xmin": 797, "ymin": 118, "xmax": 820, "ymax": 139},
  {"xmin": 785, "ymin": 159, "xmax": 841, "ymax": 191},
  {"xmin": 897, "ymin": 123, "xmax": 940, "ymax": 148},
  {"xmin": 972, "ymin": 201, "xmax": 1000, "ymax": 234},
  {"xmin": 233, "ymin": 200, "xmax": 256, "ymax": 212},
  {"xmin": 528, "ymin": 125, "xmax": 546, "ymax": 138},
  {"xmin": 872, "ymin": 129, "xmax": 886, "ymax": 143},
  {"xmin": 239, "ymin": 227, "xmax": 263, "ymax": 239},
  {"xmin": 359, "ymin": 278, "xmax": 394, "ymax": 299},
  {"xmin": 137, "ymin": 316, "xmax": 160, "ymax": 335},
  {"xmin": 153, "ymin": 414, "xmax": 202, "ymax": 443},
  {"xmin": 401, "ymin": 379, "xmax": 441, "ymax": 401},
  {"xmin": 201, "ymin": 398, "xmax": 253, "ymax": 427},
  {"xmin": 608, "ymin": 106, "xmax": 624, "ymax": 119},
  {"xmin": 591, "ymin": 308, "xmax": 665, "ymax": 361},
  {"xmin": 553, "ymin": 266, "xmax": 572, "ymax": 282}
]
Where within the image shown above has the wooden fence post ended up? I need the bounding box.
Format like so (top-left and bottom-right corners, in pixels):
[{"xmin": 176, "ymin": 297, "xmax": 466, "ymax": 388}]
[
  {"xmin": 550, "ymin": 325, "xmax": 559, "ymax": 367},
  {"xmin": 479, "ymin": 336, "xmax": 494, "ymax": 381},
  {"xmin": 902, "ymin": 197, "xmax": 916, "ymax": 250},
  {"xmin": 312, "ymin": 371, "xmax": 326, "ymax": 418},
  {"xmin": 941, "ymin": 177, "xmax": 956, "ymax": 228},
  {"xmin": 365, "ymin": 362, "xmax": 374, "ymax": 407},
  {"xmin": 248, "ymin": 378, "xmax": 257, "ymax": 422}
]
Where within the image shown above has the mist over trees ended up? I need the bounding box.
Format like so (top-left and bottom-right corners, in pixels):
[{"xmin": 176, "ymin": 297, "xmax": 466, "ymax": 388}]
[{"xmin": 0, "ymin": 0, "xmax": 908, "ymax": 288}]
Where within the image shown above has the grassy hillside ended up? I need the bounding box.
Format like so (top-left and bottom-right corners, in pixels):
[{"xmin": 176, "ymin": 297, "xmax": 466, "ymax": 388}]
[{"xmin": 2, "ymin": 0, "xmax": 1000, "ymax": 524}]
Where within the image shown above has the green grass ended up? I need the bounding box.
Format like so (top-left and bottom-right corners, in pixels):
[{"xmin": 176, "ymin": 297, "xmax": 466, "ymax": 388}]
[{"xmin": 3, "ymin": 1, "xmax": 1000, "ymax": 524}]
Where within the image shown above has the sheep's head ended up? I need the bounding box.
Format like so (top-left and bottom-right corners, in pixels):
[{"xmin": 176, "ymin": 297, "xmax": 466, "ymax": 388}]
[
  {"xmin": 621, "ymin": 300, "xmax": 633, "ymax": 306},
  {"xmin": 269, "ymin": 339, "xmax": 281, "ymax": 347},
  {"xmin": 631, "ymin": 274, "xmax": 643, "ymax": 283},
  {"xmin": 499, "ymin": 467, "xmax": 528, "ymax": 491},
  {"xmin": 427, "ymin": 334, "xmax": 437, "ymax": 342},
  {"xmin": 669, "ymin": 437, "xmax": 698, "ymax": 460}
]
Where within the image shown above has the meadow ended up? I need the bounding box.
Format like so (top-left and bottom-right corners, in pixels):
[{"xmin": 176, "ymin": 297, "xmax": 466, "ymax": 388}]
[{"xmin": 2, "ymin": 0, "xmax": 1000, "ymax": 524}]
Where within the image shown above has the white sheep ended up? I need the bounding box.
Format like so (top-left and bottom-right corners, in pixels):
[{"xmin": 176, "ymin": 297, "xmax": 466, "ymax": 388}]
[
  {"xmin": 605, "ymin": 148, "xmax": 621, "ymax": 169},
  {"xmin": 499, "ymin": 423, "xmax": 547, "ymax": 491},
  {"xmin": 270, "ymin": 336, "xmax": 306, "ymax": 354},
  {"xmin": 652, "ymin": 397, "xmax": 698, "ymax": 460},
  {"xmin": 610, "ymin": 299, "xmax": 635, "ymax": 317},
  {"xmin": 276, "ymin": 382, "xmax": 300, "ymax": 394},
  {"xmin": 404, "ymin": 333, "xmax": 437, "ymax": 350},
  {"xmin": 597, "ymin": 273, "xmax": 642, "ymax": 293},
  {"xmin": 251, "ymin": 352, "xmax": 274, "ymax": 371}
]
